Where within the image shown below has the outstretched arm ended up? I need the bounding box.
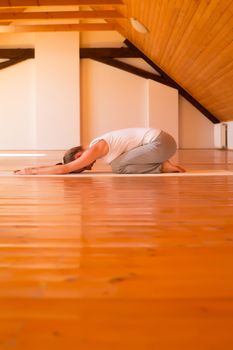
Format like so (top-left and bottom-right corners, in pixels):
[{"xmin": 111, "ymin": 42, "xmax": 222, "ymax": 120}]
[{"xmin": 15, "ymin": 140, "xmax": 108, "ymax": 175}]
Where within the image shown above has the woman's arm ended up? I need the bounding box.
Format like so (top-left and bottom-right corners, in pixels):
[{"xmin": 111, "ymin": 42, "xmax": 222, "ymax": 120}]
[
  {"xmin": 15, "ymin": 163, "xmax": 68, "ymax": 175},
  {"xmin": 15, "ymin": 140, "xmax": 108, "ymax": 175}
]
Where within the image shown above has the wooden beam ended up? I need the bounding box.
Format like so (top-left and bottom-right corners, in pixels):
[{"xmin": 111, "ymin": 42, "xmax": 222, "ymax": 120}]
[
  {"xmin": 0, "ymin": 7, "xmax": 27, "ymax": 12},
  {"xmin": 0, "ymin": 48, "xmax": 34, "ymax": 59},
  {"xmin": 0, "ymin": 20, "xmax": 10, "ymax": 24},
  {"xmin": 93, "ymin": 58, "xmax": 174, "ymax": 88},
  {"xmin": 0, "ymin": 0, "xmax": 123, "ymax": 7},
  {"xmin": 80, "ymin": 48, "xmax": 140, "ymax": 59},
  {"xmin": 0, "ymin": 49, "xmax": 34, "ymax": 70},
  {"xmin": 0, "ymin": 10, "xmax": 124, "ymax": 20},
  {"xmin": 124, "ymin": 39, "xmax": 220, "ymax": 124},
  {"xmin": 0, "ymin": 23, "xmax": 119, "ymax": 32},
  {"xmin": 0, "ymin": 56, "xmax": 30, "ymax": 70}
]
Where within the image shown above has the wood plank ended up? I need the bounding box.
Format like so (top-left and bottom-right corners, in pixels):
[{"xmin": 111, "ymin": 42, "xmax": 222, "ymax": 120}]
[
  {"xmin": 168, "ymin": 1, "xmax": 233, "ymax": 75},
  {"xmin": 1, "ymin": 22, "xmax": 120, "ymax": 32},
  {"xmin": 0, "ymin": 7, "xmax": 26, "ymax": 12},
  {"xmin": 0, "ymin": 10, "xmax": 124, "ymax": 20},
  {"xmin": 0, "ymin": 300, "xmax": 232, "ymax": 350},
  {"xmin": 0, "ymin": 150, "xmax": 233, "ymax": 349},
  {"xmin": 0, "ymin": 0, "xmax": 124, "ymax": 6},
  {"xmin": 0, "ymin": 20, "xmax": 9, "ymax": 24},
  {"xmin": 112, "ymin": 0, "xmax": 233, "ymax": 121}
]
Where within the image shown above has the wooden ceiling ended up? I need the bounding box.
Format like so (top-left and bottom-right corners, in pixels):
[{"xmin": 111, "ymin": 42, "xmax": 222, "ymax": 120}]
[{"xmin": 0, "ymin": 0, "xmax": 232, "ymax": 122}]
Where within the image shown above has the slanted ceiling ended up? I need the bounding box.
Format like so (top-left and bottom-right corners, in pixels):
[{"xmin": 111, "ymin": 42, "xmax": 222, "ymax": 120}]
[{"xmin": 0, "ymin": 0, "xmax": 232, "ymax": 122}]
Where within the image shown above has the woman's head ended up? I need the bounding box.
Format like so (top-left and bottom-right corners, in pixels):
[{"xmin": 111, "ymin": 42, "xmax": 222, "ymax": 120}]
[
  {"xmin": 63, "ymin": 146, "xmax": 83, "ymax": 164},
  {"xmin": 63, "ymin": 146, "xmax": 95, "ymax": 173}
]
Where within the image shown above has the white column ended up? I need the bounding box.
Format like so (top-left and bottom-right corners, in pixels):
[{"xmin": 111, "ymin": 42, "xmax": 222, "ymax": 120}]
[{"xmin": 35, "ymin": 32, "xmax": 80, "ymax": 150}]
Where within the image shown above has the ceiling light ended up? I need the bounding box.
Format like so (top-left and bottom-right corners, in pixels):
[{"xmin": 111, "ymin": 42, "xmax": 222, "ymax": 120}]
[{"xmin": 130, "ymin": 18, "xmax": 148, "ymax": 34}]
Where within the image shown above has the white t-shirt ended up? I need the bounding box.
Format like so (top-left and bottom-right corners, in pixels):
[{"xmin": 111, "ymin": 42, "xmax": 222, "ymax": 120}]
[{"xmin": 89, "ymin": 128, "xmax": 161, "ymax": 164}]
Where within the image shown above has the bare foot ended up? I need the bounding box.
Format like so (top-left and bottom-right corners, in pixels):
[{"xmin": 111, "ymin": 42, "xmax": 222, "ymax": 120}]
[{"xmin": 161, "ymin": 160, "xmax": 186, "ymax": 173}]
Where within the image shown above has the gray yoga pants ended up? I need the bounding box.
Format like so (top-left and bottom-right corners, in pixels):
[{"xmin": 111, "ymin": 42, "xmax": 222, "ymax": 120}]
[{"xmin": 110, "ymin": 131, "xmax": 177, "ymax": 174}]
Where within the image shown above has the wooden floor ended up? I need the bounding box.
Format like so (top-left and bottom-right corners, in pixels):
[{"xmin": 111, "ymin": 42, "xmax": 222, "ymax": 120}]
[{"xmin": 0, "ymin": 149, "xmax": 233, "ymax": 350}]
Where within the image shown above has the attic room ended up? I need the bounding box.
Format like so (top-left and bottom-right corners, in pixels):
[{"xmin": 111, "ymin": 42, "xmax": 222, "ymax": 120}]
[{"xmin": 0, "ymin": 1, "xmax": 233, "ymax": 349}]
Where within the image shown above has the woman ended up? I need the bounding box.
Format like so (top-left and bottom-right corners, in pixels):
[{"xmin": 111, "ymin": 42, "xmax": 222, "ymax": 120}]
[{"xmin": 15, "ymin": 128, "xmax": 185, "ymax": 175}]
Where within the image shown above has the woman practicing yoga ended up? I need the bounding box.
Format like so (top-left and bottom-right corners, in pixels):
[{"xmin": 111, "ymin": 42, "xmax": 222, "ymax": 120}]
[{"xmin": 15, "ymin": 128, "xmax": 185, "ymax": 175}]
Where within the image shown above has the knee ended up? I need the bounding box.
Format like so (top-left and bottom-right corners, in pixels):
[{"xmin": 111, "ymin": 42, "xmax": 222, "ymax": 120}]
[
  {"xmin": 111, "ymin": 157, "xmax": 128, "ymax": 173},
  {"xmin": 111, "ymin": 162, "xmax": 129, "ymax": 174},
  {"xmin": 111, "ymin": 161, "xmax": 123, "ymax": 174},
  {"xmin": 113, "ymin": 165, "xmax": 137, "ymax": 174},
  {"xmin": 111, "ymin": 165, "xmax": 128, "ymax": 174}
]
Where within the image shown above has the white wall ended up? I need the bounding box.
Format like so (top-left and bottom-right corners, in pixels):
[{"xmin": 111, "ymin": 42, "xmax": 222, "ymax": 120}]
[
  {"xmin": 0, "ymin": 33, "xmax": 35, "ymax": 48},
  {"xmin": 0, "ymin": 59, "xmax": 36, "ymax": 149},
  {"xmin": 179, "ymin": 97, "xmax": 215, "ymax": 148},
  {"xmin": 81, "ymin": 59, "xmax": 148, "ymax": 146},
  {"xmin": 0, "ymin": 30, "xmax": 218, "ymax": 150},
  {"xmin": 147, "ymin": 80, "xmax": 179, "ymax": 145},
  {"xmin": 80, "ymin": 31, "xmax": 216, "ymax": 149},
  {"xmin": 0, "ymin": 32, "xmax": 80, "ymax": 150},
  {"xmin": 0, "ymin": 33, "xmax": 36, "ymax": 149},
  {"xmin": 81, "ymin": 61, "xmax": 180, "ymax": 147},
  {"xmin": 80, "ymin": 32, "xmax": 180, "ymax": 146},
  {"xmin": 226, "ymin": 122, "xmax": 233, "ymax": 149},
  {"xmin": 81, "ymin": 31, "xmax": 149, "ymax": 145}
]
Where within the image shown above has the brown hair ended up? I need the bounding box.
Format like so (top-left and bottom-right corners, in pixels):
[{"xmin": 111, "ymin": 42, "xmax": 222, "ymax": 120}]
[{"xmin": 63, "ymin": 146, "xmax": 83, "ymax": 164}]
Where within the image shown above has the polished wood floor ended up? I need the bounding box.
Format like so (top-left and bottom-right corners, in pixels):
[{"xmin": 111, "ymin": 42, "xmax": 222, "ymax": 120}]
[{"xmin": 0, "ymin": 149, "xmax": 233, "ymax": 350}]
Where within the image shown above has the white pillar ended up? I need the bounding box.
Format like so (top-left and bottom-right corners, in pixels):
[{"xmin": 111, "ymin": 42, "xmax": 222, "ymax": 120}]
[{"xmin": 35, "ymin": 32, "xmax": 80, "ymax": 150}]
